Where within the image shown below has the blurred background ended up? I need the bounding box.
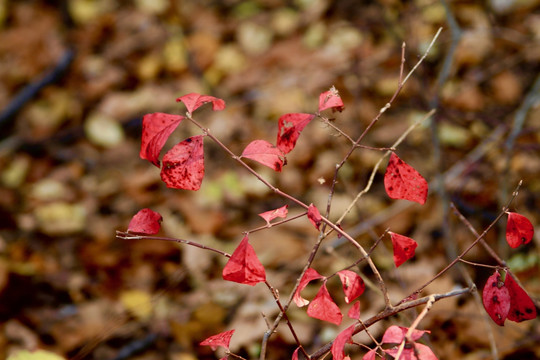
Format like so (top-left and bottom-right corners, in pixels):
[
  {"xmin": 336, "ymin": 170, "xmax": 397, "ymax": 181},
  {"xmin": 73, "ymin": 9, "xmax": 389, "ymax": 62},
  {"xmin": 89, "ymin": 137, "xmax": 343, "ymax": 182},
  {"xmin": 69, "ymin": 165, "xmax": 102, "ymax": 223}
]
[{"xmin": 0, "ymin": 0, "xmax": 539, "ymax": 359}]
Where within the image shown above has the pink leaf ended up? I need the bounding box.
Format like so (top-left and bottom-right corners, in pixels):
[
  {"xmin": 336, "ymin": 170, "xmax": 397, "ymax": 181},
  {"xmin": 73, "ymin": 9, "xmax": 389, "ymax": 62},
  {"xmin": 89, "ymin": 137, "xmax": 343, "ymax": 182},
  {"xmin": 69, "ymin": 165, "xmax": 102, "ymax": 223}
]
[
  {"xmin": 384, "ymin": 344, "xmax": 438, "ymax": 360},
  {"xmin": 331, "ymin": 324, "xmax": 355, "ymax": 360},
  {"xmin": 258, "ymin": 205, "xmax": 288, "ymax": 225},
  {"xmin": 363, "ymin": 349, "xmax": 378, "ymax": 360},
  {"xmin": 291, "ymin": 347, "xmax": 299, "ymax": 360},
  {"xmin": 505, "ymin": 273, "xmax": 537, "ymax": 323},
  {"xmin": 384, "ymin": 152, "xmax": 428, "ymax": 205},
  {"xmin": 307, "ymin": 282, "xmax": 343, "ymax": 325},
  {"xmin": 176, "ymin": 93, "xmax": 225, "ymax": 114},
  {"xmin": 222, "ymin": 235, "xmax": 266, "ymax": 286},
  {"xmin": 319, "ymin": 86, "xmax": 344, "ymax": 112},
  {"xmin": 294, "ymin": 268, "xmax": 324, "ymax": 307},
  {"xmin": 338, "ymin": 270, "xmax": 365, "ymax": 303},
  {"xmin": 127, "ymin": 208, "xmax": 163, "ymax": 235},
  {"xmin": 200, "ymin": 329, "xmax": 235, "ymax": 351},
  {"xmin": 307, "ymin": 203, "xmax": 322, "ymax": 230},
  {"xmin": 277, "ymin": 113, "xmax": 315, "ymax": 154},
  {"xmin": 382, "ymin": 325, "xmax": 429, "ymax": 344},
  {"xmin": 482, "ymin": 270, "xmax": 511, "ymax": 326},
  {"xmin": 140, "ymin": 113, "xmax": 184, "ymax": 167},
  {"xmin": 506, "ymin": 212, "xmax": 534, "ymax": 248},
  {"xmin": 241, "ymin": 140, "xmax": 285, "ymax": 172},
  {"xmin": 347, "ymin": 301, "xmax": 361, "ymax": 320},
  {"xmin": 389, "ymin": 232, "xmax": 418, "ymax": 268},
  {"xmin": 160, "ymin": 135, "xmax": 205, "ymax": 190}
]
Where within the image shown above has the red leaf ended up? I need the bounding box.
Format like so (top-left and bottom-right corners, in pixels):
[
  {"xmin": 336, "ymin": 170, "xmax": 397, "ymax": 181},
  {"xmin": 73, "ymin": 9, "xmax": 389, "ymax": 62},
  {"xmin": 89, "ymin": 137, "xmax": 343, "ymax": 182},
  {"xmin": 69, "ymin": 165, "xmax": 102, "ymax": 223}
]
[
  {"xmin": 384, "ymin": 344, "xmax": 438, "ymax": 360},
  {"xmin": 482, "ymin": 271, "xmax": 511, "ymax": 326},
  {"xmin": 307, "ymin": 282, "xmax": 343, "ymax": 325},
  {"xmin": 331, "ymin": 324, "xmax": 355, "ymax": 360},
  {"xmin": 140, "ymin": 113, "xmax": 184, "ymax": 167},
  {"xmin": 258, "ymin": 205, "xmax": 288, "ymax": 225},
  {"xmin": 506, "ymin": 212, "xmax": 534, "ymax": 248},
  {"xmin": 347, "ymin": 301, "xmax": 361, "ymax": 320},
  {"xmin": 277, "ymin": 113, "xmax": 315, "ymax": 154},
  {"xmin": 319, "ymin": 86, "xmax": 344, "ymax": 112},
  {"xmin": 176, "ymin": 93, "xmax": 225, "ymax": 114},
  {"xmin": 200, "ymin": 329, "xmax": 235, "ymax": 351},
  {"xmin": 291, "ymin": 347, "xmax": 299, "ymax": 360},
  {"xmin": 222, "ymin": 235, "xmax": 266, "ymax": 286},
  {"xmin": 241, "ymin": 140, "xmax": 285, "ymax": 172},
  {"xmin": 294, "ymin": 268, "xmax": 324, "ymax": 307},
  {"xmin": 338, "ymin": 270, "xmax": 365, "ymax": 303},
  {"xmin": 505, "ymin": 273, "xmax": 537, "ymax": 323},
  {"xmin": 127, "ymin": 208, "xmax": 163, "ymax": 234},
  {"xmin": 363, "ymin": 349, "xmax": 378, "ymax": 360},
  {"xmin": 389, "ymin": 232, "xmax": 418, "ymax": 268},
  {"xmin": 381, "ymin": 325, "xmax": 429, "ymax": 344},
  {"xmin": 160, "ymin": 135, "xmax": 205, "ymax": 190},
  {"xmin": 307, "ymin": 203, "xmax": 322, "ymax": 230},
  {"xmin": 384, "ymin": 152, "xmax": 428, "ymax": 205}
]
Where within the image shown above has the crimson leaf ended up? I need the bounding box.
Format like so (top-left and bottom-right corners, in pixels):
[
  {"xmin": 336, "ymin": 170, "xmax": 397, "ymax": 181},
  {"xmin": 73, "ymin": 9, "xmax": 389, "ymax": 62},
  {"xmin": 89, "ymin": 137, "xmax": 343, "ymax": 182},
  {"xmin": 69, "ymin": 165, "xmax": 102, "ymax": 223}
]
[
  {"xmin": 389, "ymin": 232, "xmax": 418, "ymax": 268},
  {"xmin": 382, "ymin": 325, "xmax": 429, "ymax": 344},
  {"xmin": 222, "ymin": 235, "xmax": 266, "ymax": 286},
  {"xmin": 127, "ymin": 208, "xmax": 163, "ymax": 235},
  {"xmin": 307, "ymin": 203, "xmax": 322, "ymax": 230},
  {"xmin": 241, "ymin": 140, "xmax": 285, "ymax": 172},
  {"xmin": 362, "ymin": 349, "xmax": 378, "ymax": 360},
  {"xmin": 347, "ymin": 301, "xmax": 361, "ymax": 320},
  {"xmin": 319, "ymin": 86, "xmax": 344, "ymax": 112},
  {"xmin": 384, "ymin": 344, "xmax": 438, "ymax": 360},
  {"xmin": 506, "ymin": 212, "xmax": 534, "ymax": 248},
  {"xmin": 140, "ymin": 112, "xmax": 184, "ymax": 167},
  {"xmin": 293, "ymin": 268, "xmax": 324, "ymax": 307},
  {"xmin": 291, "ymin": 347, "xmax": 299, "ymax": 360},
  {"xmin": 258, "ymin": 205, "xmax": 288, "ymax": 225},
  {"xmin": 176, "ymin": 93, "xmax": 225, "ymax": 114},
  {"xmin": 200, "ymin": 329, "xmax": 235, "ymax": 351},
  {"xmin": 505, "ymin": 273, "xmax": 537, "ymax": 323},
  {"xmin": 331, "ymin": 324, "xmax": 355, "ymax": 360},
  {"xmin": 337, "ymin": 270, "xmax": 365, "ymax": 303},
  {"xmin": 277, "ymin": 113, "xmax": 315, "ymax": 154},
  {"xmin": 384, "ymin": 152, "xmax": 428, "ymax": 205},
  {"xmin": 482, "ymin": 270, "xmax": 511, "ymax": 326},
  {"xmin": 307, "ymin": 282, "xmax": 343, "ymax": 325},
  {"xmin": 160, "ymin": 135, "xmax": 205, "ymax": 190}
]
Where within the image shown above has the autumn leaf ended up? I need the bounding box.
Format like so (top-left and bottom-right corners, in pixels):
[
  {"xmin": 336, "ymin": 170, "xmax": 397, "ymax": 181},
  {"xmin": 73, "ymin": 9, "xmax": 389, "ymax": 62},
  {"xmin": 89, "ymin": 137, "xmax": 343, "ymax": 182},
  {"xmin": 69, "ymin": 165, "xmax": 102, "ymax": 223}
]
[
  {"xmin": 331, "ymin": 324, "xmax": 355, "ymax": 360},
  {"xmin": 140, "ymin": 112, "xmax": 184, "ymax": 167},
  {"xmin": 384, "ymin": 152, "xmax": 428, "ymax": 205},
  {"xmin": 505, "ymin": 273, "xmax": 537, "ymax": 323},
  {"xmin": 200, "ymin": 329, "xmax": 235, "ymax": 351},
  {"xmin": 127, "ymin": 208, "xmax": 163, "ymax": 235},
  {"xmin": 482, "ymin": 271, "xmax": 511, "ymax": 326},
  {"xmin": 293, "ymin": 268, "xmax": 324, "ymax": 307},
  {"xmin": 160, "ymin": 135, "xmax": 205, "ymax": 190},
  {"xmin": 277, "ymin": 113, "xmax": 315, "ymax": 154},
  {"xmin": 506, "ymin": 212, "xmax": 534, "ymax": 248},
  {"xmin": 389, "ymin": 232, "xmax": 418, "ymax": 267},
  {"xmin": 338, "ymin": 270, "xmax": 365, "ymax": 303},
  {"xmin": 291, "ymin": 347, "xmax": 300, "ymax": 360},
  {"xmin": 319, "ymin": 86, "xmax": 344, "ymax": 112},
  {"xmin": 176, "ymin": 93, "xmax": 225, "ymax": 114},
  {"xmin": 307, "ymin": 282, "xmax": 343, "ymax": 325},
  {"xmin": 347, "ymin": 301, "xmax": 361, "ymax": 320},
  {"xmin": 241, "ymin": 140, "xmax": 285, "ymax": 172},
  {"xmin": 307, "ymin": 203, "xmax": 322, "ymax": 230},
  {"xmin": 384, "ymin": 344, "xmax": 438, "ymax": 360},
  {"xmin": 258, "ymin": 205, "xmax": 288, "ymax": 225},
  {"xmin": 381, "ymin": 325, "xmax": 429, "ymax": 344},
  {"xmin": 363, "ymin": 349, "xmax": 378, "ymax": 360},
  {"xmin": 222, "ymin": 235, "xmax": 266, "ymax": 286}
]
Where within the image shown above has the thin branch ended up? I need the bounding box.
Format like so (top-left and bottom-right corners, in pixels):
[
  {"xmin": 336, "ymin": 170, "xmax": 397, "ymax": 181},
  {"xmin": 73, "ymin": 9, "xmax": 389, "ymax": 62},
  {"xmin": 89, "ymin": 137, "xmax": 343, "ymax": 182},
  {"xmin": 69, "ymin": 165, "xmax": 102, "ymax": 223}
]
[{"xmin": 394, "ymin": 295, "xmax": 435, "ymax": 360}]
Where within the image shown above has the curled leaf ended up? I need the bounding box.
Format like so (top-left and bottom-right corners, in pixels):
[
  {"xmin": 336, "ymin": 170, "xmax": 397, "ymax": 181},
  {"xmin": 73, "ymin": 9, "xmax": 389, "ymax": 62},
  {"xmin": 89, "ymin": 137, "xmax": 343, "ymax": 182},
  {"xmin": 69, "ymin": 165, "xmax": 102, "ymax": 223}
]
[
  {"xmin": 293, "ymin": 268, "xmax": 324, "ymax": 307},
  {"xmin": 307, "ymin": 203, "xmax": 322, "ymax": 230},
  {"xmin": 319, "ymin": 86, "xmax": 344, "ymax": 112},
  {"xmin": 337, "ymin": 270, "xmax": 365, "ymax": 303},
  {"xmin": 241, "ymin": 140, "xmax": 285, "ymax": 172},
  {"xmin": 389, "ymin": 232, "xmax": 418, "ymax": 268},
  {"xmin": 331, "ymin": 324, "xmax": 355, "ymax": 360},
  {"xmin": 160, "ymin": 135, "xmax": 205, "ymax": 190},
  {"xmin": 127, "ymin": 208, "xmax": 163, "ymax": 234},
  {"xmin": 506, "ymin": 212, "xmax": 534, "ymax": 248},
  {"xmin": 482, "ymin": 270, "xmax": 511, "ymax": 326},
  {"xmin": 258, "ymin": 205, "xmax": 288, "ymax": 225},
  {"xmin": 140, "ymin": 112, "xmax": 184, "ymax": 167},
  {"xmin": 505, "ymin": 273, "xmax": 537, "ymax": 323},
  {"xmin": 222, "ymin": 235, "xmax": 266, "ymax": 286},
  {"xmin": 176, "ymin": 93, "xmax": 225, "ymax": 114},
  {"xmin": 200, "ymin": 329, "xmax": 235, "ymax": 351},
  {"xmin": 307, "ymin": 282, "xmax": 343, "ymax": 325},
  {"xmin": 384, "ymin": 152, "xmax": 428, "ymax": 205},
  {"xmin": 277, "ymin": 113, "xmax": 315, "ymax": 154},
  {"xmin": 291, "ymin": 347, "xmax": 300, "ymax": 360}
]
